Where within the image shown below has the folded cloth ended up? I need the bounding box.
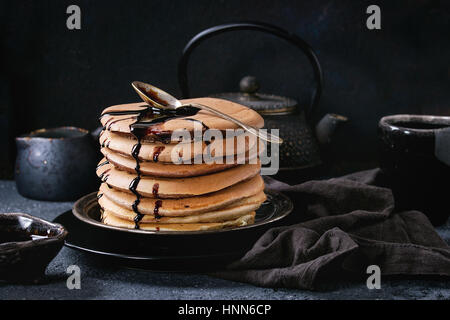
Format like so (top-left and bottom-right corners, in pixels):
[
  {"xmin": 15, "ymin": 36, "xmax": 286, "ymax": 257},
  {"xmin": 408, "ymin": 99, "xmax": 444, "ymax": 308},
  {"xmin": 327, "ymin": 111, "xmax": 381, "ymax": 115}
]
[{"xmin": 213, "ymin": 169, "xmax": 450, "ymax": 290}]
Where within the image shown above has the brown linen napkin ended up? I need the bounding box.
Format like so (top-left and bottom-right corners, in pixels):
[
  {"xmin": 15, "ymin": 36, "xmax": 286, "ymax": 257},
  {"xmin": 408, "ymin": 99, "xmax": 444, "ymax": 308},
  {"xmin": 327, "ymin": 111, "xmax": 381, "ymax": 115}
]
[{"xmin": 214, "ymin": 169, "xmax": 450, "ymax": 289}]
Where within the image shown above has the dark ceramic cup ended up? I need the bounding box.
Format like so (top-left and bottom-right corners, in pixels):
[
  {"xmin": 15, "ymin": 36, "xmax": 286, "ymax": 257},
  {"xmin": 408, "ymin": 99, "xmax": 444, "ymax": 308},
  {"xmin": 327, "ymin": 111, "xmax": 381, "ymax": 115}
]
[
  {"xmin": 378, "ymin": 115, "xmax": 450, "ymax": 225},
  {"xmin": 15, "ymin": 127, "xmax": 99, "ymax": 201}
]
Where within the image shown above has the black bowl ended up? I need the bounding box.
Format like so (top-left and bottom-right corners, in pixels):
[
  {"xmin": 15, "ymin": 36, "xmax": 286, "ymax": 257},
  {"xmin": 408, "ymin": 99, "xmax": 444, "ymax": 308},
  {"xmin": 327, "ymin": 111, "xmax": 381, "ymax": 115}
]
[{"xmin": 0, "ymin": 213, "xmax": 68, "ymax": 283}]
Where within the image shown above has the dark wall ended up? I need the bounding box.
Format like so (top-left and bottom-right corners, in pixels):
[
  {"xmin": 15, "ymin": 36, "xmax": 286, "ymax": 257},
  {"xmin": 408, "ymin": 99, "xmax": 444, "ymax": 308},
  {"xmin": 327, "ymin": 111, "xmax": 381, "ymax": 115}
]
[{"xmin": 1, "ymin": 0, "xmax": 449, "ymax": 177}]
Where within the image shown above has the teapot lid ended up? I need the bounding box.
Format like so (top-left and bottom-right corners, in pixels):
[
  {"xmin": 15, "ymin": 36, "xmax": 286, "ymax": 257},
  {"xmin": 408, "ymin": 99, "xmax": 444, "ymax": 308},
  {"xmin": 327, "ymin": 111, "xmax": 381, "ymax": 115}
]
[{"xmin": 210, "ymin": 76, "xmax": 297, "ymax": 115}]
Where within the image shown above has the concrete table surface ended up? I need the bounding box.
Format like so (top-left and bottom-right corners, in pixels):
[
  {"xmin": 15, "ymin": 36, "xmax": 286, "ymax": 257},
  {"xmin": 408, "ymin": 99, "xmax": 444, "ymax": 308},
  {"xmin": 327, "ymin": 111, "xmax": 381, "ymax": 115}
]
[{"xmin": 0, "ymin": 180, "xmax": 449, "ymax": 300}]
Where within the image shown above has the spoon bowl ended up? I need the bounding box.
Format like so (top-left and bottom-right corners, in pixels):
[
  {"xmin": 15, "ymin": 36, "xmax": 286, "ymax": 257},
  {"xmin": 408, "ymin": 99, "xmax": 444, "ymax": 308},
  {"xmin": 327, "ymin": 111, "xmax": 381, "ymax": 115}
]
[{"xmin": 132, "ymin": 81, "xmax": 180, "ymax": 110}]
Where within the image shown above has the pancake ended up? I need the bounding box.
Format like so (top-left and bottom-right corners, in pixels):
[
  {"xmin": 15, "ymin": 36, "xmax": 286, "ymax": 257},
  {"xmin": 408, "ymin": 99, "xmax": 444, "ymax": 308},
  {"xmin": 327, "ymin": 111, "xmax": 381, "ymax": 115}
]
[
  {"xmin": 101, "ymin": 147, "xmax": 262, "ymax": 177},
  {"xmin": 96, "ymin": 160, "xmax": 261, "ymax": 198},
  {"xmin": 101, "ymin": 210, "xmax": 256, "ymax": 231},
  {"xmin": 98, "ymin": 190, "xmax": 265, "ymax": 223},
  {"xmin": 99, "ymin": 129, "xmax": 259, "ymax": 163},
  {"xmin": 99, "ymin": 175, "xmax": 265, "ymax": 216},
  {"xmin": 100, "ymin": 98, "xmax": 264, "ymax": 140}
]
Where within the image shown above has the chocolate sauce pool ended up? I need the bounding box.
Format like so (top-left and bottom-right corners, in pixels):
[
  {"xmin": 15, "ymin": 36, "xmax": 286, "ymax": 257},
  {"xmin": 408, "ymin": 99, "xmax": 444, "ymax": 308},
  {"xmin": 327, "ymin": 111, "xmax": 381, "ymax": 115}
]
[{"xmin": 100, "ymin": 105, "xmax": 200, "ymax": 229}]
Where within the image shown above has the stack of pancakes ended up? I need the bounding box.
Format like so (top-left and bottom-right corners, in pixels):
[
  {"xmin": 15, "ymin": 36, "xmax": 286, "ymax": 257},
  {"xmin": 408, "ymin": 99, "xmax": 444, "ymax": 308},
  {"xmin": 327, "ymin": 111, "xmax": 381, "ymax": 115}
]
[{"xmin": 96, "ymin": 97, "xmax": 266, "ymax": 231}]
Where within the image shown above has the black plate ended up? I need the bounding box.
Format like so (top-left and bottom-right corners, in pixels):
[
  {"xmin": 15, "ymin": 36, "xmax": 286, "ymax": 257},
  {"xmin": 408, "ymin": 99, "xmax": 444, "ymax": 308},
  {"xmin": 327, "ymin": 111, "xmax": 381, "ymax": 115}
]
[{"xmin": 53, "ymin": 191, "xmax": 293, "ymax": 271}]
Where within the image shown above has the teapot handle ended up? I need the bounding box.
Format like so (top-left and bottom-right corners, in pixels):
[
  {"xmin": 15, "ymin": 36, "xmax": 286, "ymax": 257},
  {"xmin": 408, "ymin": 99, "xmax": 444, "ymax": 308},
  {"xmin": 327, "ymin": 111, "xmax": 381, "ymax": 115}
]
[{"xmin": 178, "ymin": 21, "xmax": 323, "ymax": 118}]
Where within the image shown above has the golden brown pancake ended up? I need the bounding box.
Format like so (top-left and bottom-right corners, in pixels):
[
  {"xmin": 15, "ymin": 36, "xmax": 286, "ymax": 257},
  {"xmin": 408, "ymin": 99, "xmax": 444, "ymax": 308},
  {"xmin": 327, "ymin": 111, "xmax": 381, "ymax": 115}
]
[
  {"xmin": 100, "ymin": 147, "xmax": 261, "ymax": 177},
  {"xmin": 99, "ymin": 175, "xmax": 265, "ymax": 216},
  {"xmin": 101, "ymin": 210, "xmax": 256, "ymax": 231},
  {"xmin": 99, "ymin": 129, "xmax": 259, "ymax": 163},
  {"xmin": 100, "ymin": 147, "xmax": 238, "ymax": 177},
  {"xmin": 96, "ymin": 160, "xmax": 261, "ymax": 198},
  {"xmin": 98, "ymin": 191, "xmax": 265, "ymax": 223},
  {"xmin": 100, "ymin": 98, "xmax": 264, "ymax": 139}
]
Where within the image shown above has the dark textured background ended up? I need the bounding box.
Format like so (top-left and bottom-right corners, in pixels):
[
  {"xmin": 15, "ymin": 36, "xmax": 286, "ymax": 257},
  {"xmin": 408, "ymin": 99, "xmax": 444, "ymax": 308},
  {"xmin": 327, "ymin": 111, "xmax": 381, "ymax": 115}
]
[{"xmin": 0, "ymin": 0, "xmax": 449, "ymax": 178}]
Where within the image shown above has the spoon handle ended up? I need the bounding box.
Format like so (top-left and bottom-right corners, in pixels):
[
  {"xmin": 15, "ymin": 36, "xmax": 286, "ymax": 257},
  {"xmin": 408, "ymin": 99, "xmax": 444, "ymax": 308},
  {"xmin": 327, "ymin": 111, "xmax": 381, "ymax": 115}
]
[{"xmin": 187, "ymin": 103, "xmax": 283, "ymax": 144}]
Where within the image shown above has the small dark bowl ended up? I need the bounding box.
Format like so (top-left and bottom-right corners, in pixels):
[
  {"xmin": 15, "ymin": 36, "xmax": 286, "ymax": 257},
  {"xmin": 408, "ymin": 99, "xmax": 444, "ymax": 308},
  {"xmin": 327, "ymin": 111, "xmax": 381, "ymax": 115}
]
[{"xmin": 0, "ymin": 213, "xmax": 68, "ymax": 283}]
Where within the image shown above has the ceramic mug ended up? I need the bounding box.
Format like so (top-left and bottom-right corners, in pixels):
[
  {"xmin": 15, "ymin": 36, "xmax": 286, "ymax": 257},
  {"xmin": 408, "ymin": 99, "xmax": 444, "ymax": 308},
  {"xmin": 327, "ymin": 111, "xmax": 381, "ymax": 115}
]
[
  {"xmin": 15, "ymin": 127, "xmax": 99, "ymax": 201},
  {"xmin": 378, "ymin": 114, "xmax": 450, "ymax": 225}
]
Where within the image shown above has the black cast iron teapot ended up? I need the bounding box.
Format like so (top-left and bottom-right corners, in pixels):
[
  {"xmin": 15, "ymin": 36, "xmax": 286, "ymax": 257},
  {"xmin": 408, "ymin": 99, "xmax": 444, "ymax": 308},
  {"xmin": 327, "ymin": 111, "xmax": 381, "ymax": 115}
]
[{"xmin": 178, "ymin": 22, "xmax": 347, "ymax": 171}]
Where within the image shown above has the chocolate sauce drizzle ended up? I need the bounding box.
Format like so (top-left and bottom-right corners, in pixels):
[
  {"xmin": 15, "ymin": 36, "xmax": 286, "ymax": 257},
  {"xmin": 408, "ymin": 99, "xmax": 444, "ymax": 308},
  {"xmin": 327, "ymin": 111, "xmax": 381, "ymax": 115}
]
[
  {"xmin": 100, "ymin": 138, "xmax": 111, "ymax": 149},
  {"xmin": 129, "ymin": 176, "xmax": 143, "ymax": 228},
  {"xmin": 106, "ymin": 104, "xmax": 200, "ymax": 229},
  {"xmin": 154, "ymin": 200, "xmax": 162, "ymax": 218},
  {"xmin": 99, "ymin": 169, "xmax": 111, "ymax": 182},
  {"xmin": 184, "ymin": 118, "xmax": 209, "ymax": 131},
  {"xmin": 152, "ymin": 146, "xmax": 165, "ymax": 162},
  {"xmin": 96, "ymin": 159, "xmax": 110, "ymax": 170},
  {"xmin": 184, "ymin": 118, "xmax": 211, "ymax": 146},
  {"xmin": 128, "ymin": 111, "xmax": 148, "ymax": 229},
  {"xmin": 152, "ymin": 183, "xmax": 159, "ymax": 198}
]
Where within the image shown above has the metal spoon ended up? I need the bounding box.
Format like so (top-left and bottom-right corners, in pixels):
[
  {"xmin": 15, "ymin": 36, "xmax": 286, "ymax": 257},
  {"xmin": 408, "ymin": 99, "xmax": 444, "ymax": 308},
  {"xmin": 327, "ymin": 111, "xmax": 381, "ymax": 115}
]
[{"xmin": 131, "ymin": 81, "xmax": 282, "ymax": 144}]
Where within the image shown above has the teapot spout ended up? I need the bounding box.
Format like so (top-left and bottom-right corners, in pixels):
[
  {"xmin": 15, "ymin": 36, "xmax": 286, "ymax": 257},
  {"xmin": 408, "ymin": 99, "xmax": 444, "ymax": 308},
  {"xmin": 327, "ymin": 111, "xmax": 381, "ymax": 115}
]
[{"xmin": 315, "ymin": 113, "xmax": 348, "ymax": 145}]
